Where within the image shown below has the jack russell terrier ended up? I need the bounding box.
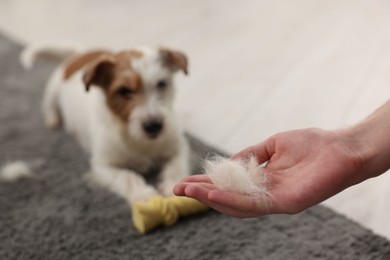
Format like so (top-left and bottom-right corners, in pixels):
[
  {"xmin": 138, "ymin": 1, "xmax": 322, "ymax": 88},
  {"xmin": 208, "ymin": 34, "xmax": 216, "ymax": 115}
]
[{"xmin": 21, "ymin": 45, "xmax": 190, "ymax": 204}]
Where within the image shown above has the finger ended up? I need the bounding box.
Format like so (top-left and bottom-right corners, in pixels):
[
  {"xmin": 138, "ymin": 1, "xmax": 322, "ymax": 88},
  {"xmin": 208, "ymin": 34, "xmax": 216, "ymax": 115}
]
[
  {"xmin": 183, "ymin": 184, "xmax": 255, "ymax": 218},
  {"xmin": 208, "ymin": 189, "xmax": 273, "ymax": 216},
  {"xmin": 231, "ymin": 137, "xmax": 276, "ymax": 165},
  {"xmin": 174, "ymin": 181, "xmax": 217, "ymax": 196},
  {"xmin": 173, "ymin": 183, "xmax": 187, "ymax": 196},
  {"xmin": 179, "ymin": 174, "xmax": 212, "ymax": 183},
  {"xmin": 174, "ymin": 175, "xmax": 212, "ymax": 196},
  {"xmin": 183, "ymin": 183, "xmax": 215, "ymax": 205}
]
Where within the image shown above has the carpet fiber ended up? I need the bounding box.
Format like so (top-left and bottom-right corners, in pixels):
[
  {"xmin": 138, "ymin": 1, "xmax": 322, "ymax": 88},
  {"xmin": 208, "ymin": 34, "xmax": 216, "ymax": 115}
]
[{"xmin": 1, "ymin": 34, "xmax": 390, "ymax": 260}]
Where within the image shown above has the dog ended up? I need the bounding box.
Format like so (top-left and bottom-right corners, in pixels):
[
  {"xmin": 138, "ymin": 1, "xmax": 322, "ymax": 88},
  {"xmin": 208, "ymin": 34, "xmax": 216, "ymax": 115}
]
[{"xmin": 21, "ymin": 45, "xmax": 191, "ymax": 204}]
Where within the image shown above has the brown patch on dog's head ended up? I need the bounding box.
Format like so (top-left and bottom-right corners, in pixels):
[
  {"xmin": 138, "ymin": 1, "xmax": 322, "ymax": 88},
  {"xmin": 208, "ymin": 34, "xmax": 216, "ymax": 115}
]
[
  {"xmin": 159, "ymin": 48, "xmax": 188, "ymax": 75},
  {"xmin": 63, "ymin": 50, "xmax": 111, "ymax": 80},
  {"xmin": 103, "ymin": 70, "xmax": 143, "ymax": 122},
  {"xmin": 80, "ymin": 50, "xmax": 145, "ymax": 122}
]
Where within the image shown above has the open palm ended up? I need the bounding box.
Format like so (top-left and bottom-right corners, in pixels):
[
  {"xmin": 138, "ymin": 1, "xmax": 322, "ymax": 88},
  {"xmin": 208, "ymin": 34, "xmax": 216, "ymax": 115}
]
[{"xmin": 174, "ymin": 128, "xmax": 363, "ymax": 218}]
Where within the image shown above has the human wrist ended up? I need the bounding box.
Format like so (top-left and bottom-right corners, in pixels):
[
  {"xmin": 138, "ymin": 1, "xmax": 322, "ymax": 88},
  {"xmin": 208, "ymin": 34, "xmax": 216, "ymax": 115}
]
[{"xmin": 336, "ymin": 110, "xmax": 390, "ymax": 182}]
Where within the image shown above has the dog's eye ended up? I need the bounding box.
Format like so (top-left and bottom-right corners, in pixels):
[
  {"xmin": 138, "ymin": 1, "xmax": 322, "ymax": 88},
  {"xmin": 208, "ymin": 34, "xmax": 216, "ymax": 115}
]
[
  {"xmin": 117, "ymin": 87, "xmax": 133, "ymax": 98},
  {"xmin": 157, "ymin": 80, "xmax": 167, "ymax": 90}
]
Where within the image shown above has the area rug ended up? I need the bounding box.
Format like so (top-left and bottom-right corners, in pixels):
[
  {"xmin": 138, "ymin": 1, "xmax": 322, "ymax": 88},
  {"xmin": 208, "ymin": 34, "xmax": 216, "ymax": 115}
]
[{"xmin": 1, "ymin": 33, "xmax": 390, "ymax": 260}]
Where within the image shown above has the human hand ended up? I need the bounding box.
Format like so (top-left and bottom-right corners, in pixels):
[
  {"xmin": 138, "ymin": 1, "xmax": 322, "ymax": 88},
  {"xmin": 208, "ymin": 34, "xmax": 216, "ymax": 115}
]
[{"xmin": 174, "ymin": 128, "xmax": 364, "ymax": 218}]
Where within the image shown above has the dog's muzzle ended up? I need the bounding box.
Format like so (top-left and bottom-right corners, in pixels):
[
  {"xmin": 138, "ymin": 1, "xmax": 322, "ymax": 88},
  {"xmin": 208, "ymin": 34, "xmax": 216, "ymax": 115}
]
[{"xmin": 142, "ymin": 118, "xmax": 163, "ymax": 138}]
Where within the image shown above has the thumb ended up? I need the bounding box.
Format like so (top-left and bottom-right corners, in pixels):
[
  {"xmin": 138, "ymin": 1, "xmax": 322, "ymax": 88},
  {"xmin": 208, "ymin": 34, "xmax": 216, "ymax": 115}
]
[{"xmin": 230, "ymin": 137, "xmax": 275, "ymax": 164}]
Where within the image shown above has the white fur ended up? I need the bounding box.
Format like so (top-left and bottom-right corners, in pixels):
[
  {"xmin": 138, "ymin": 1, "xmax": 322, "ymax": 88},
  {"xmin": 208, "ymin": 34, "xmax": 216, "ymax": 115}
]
[
  {"xmin": 204, "ymin": 155, "xmax": 270, "ymax": 197},
  {"xmin": 22, "ymin": 45, "xmax": 190, "ymax": 204},
  {"xmin": 0, "ymin": 161, "xmax": 33, "ymax": 182}
]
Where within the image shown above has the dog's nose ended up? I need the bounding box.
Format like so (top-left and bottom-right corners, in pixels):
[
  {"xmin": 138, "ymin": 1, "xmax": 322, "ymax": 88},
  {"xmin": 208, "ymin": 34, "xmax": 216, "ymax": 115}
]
[{"xmin": 142, "ymin": 118, "xmax": 163, "ymax": 138}]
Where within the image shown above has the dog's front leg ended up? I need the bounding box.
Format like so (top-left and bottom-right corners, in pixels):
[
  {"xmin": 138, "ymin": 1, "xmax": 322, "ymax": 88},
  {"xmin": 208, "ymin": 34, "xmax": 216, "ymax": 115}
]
[
  {"xmin": 91, "ymin": 164, "xmax": 159, "ymax": 204},
  {"xmin": 158, "ymin": 147, "xmax": 190, "ymax": 196}
]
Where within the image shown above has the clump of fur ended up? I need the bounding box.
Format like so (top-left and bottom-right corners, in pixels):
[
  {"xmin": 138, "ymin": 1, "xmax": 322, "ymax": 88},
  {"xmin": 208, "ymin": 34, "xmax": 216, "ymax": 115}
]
[{"xmin": 204, "ymin": 155, "xmax": 270, "ymax": 197}]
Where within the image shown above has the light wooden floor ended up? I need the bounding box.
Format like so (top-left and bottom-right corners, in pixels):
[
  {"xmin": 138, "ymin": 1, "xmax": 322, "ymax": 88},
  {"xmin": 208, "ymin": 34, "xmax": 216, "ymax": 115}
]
[{"xmin": 1, "ymin": 0, "xmax": 389, "ymax": 239}]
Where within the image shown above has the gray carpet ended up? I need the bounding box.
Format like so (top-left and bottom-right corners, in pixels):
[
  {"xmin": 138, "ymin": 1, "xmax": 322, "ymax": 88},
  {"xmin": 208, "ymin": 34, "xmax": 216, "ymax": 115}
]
[{"xmin": 0, "ymin": 34, "xmax": 390, "ymax": 260}]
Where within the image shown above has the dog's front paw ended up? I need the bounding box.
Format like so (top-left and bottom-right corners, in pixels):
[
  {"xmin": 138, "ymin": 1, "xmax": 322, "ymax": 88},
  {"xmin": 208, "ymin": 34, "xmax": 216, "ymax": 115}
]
[
  {"xmin": 129, "ymin": 186, "xmax": 159, "ymax": 204},
  {"xmin": 158, "ymin": 181, "xmax": 178, "ymax": 197}
]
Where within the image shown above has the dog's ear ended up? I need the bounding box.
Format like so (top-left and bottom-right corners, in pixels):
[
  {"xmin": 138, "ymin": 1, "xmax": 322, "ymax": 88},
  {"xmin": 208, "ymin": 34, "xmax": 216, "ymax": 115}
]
[
  {"xmin": 63, "ymin": 50, "xmax": 111, "ymax": 81},
  {"xmin": 159, "ymin": 48, "xmax": 188, "ymax": 75},
  {"xmin": 83, "ymin": 55, "xmax": 116, "ymax": 91}
]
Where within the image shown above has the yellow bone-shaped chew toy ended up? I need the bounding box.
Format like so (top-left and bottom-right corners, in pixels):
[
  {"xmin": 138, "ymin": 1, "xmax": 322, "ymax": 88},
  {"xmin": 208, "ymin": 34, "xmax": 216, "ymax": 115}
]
[{"xmin": 132, "ymin": 195, "xmax": 209, "ymax": 234}]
